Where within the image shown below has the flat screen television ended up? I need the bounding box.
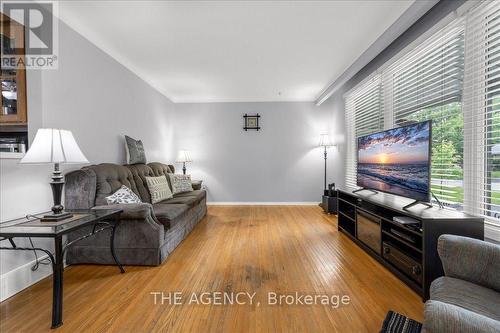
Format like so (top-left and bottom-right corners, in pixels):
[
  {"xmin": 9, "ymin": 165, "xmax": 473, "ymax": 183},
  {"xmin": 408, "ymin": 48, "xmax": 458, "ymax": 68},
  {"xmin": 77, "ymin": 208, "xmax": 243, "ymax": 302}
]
[{"xmin": 357, "ymin": 120, "xmax": 431, "ymax": 202}]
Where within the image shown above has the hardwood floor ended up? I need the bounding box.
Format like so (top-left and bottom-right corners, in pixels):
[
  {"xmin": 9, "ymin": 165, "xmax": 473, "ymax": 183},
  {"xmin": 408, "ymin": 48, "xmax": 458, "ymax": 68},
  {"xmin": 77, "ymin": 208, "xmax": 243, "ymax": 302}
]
[{"xmin": 0, "ymin": 206, "xmax": 423, "ymax": 332}]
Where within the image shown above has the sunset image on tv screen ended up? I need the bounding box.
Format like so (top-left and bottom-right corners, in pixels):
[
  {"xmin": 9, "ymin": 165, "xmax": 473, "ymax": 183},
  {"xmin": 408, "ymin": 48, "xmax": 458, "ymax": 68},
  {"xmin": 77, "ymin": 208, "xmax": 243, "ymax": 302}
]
[{"xmin": 357, "ymin": 121, "xmax": 431, "ymax": 201}]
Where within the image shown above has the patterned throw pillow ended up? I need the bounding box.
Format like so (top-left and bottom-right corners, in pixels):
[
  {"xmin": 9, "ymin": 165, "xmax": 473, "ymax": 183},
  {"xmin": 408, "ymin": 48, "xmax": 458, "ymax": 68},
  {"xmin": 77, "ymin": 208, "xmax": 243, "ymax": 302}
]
[
  {"xmin": 168, "ymin": 174, "xmax": 193, "ymax": 194},
  {"xmin": 145, "ymin": 175, "xmax": 173, "ymax": 204},
  {"xmin": 125, "ymin": 135, "xmax": 147, "ymax": 164},
  {"xmin": 105, "ymin": 185, "xmax": 142, "ymax": 204}
]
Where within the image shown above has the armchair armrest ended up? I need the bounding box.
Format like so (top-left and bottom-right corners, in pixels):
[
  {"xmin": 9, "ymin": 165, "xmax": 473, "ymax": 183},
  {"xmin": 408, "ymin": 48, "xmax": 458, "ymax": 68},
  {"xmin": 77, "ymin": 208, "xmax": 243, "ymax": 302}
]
[
  {"xmin": 438, "ymin": 234, "xmax": 500, "ymax": 292},
  {"xmin": 423, "ymin": 300, "xmax": 500, "ymax": 333},
  {"xmin": 92, "ymin": 203, "xmax": 159, "ymax": 223}
]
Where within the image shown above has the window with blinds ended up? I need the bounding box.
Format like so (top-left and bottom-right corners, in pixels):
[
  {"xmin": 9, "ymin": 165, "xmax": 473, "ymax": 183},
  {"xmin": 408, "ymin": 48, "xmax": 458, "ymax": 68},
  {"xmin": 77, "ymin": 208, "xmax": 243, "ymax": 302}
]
[
  {"xmin": 343, "ymin": 0, "xmax": 500, "ymax": 228},
  {"xmin": 463, "ymin": 0, "xmax": 500, "ymax": 224},
  {"xmin": 344, "ymin": 76, "xmax": 384, "ymax": 189},
  {"xmin": 384, "ymin": 22, "xmax": 465, "ymax": 209}
]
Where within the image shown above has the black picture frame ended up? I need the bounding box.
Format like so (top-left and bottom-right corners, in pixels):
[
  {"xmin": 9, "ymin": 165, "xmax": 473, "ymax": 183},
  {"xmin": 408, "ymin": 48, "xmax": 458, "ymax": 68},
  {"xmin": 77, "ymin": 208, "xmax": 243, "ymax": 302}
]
[{"xmin": 243, "ymin": 113, "xmax": 261, "ymax": 131}]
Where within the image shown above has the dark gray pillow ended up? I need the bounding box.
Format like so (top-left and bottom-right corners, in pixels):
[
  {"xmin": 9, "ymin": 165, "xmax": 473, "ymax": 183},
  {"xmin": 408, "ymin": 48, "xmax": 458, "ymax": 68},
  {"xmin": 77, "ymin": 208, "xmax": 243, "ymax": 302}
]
[{"xmin": 125, "ymin": 135, "xmax": 146, "ymax": 164}]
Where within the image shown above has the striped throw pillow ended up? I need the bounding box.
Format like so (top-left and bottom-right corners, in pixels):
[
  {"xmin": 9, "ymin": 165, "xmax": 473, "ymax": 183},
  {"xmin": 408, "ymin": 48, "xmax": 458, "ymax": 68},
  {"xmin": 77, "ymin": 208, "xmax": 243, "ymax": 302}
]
[{"xmin": 146, "ymin": 175, "xmax": 173, "ymax": 204}]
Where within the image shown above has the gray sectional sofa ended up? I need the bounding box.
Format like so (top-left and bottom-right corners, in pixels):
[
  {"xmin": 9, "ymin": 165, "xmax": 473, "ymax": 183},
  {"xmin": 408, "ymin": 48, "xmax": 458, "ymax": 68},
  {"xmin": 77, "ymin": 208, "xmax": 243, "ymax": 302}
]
[
  {"xmin": 64, "ymin": 162, "xmax": 207, "ymax": 266},
  {"xmin": 423, "ymin": 235, "xmax": 500, "ymax": 333}
]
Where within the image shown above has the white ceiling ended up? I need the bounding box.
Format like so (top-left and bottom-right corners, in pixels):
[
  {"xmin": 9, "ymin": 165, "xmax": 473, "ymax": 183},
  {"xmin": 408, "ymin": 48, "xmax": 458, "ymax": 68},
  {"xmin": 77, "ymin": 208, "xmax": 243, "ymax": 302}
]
[{"xmin": 58, "ymin": 1, "xmax": 414, "ymax": 103}]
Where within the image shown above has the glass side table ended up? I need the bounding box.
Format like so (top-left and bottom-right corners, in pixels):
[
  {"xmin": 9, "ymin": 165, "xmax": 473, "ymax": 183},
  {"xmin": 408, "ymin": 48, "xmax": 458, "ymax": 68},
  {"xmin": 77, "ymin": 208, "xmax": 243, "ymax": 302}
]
[{"xmin": 0, "ymin": 208, "xmax": 124, "ymax": 329}]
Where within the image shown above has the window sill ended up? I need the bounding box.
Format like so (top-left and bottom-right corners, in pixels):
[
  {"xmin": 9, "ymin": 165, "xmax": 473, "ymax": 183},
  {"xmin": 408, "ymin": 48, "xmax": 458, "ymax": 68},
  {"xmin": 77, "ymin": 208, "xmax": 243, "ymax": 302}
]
[
  {"xmin": 485, "ymin": 221, "xmax": 500, "ymax": 243},
  {"xmin": 0, "ymin": 152, "xmax": 25, "ymax": 159}
]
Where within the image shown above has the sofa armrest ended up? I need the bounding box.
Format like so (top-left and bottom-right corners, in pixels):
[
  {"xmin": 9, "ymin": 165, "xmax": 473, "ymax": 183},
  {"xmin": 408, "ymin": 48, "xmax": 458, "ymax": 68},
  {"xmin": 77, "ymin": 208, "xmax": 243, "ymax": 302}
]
[
  {"xmin": 423, "ymin": 300, "xmax": 500, "ymax": 333},
  {"xmin": 438, "ymin": 234, "xmax": 500, "ymax": 292},
  {"xmin": 92, "ymin": 203, "xmax": 159, "ymax": 223},
  {"xmin": 191, "ymin": 180, "xmax": 202, "ymax": 191},
  {"xmin": 65, "ymin": 168, "xmax": 97, "ymax": 210}
]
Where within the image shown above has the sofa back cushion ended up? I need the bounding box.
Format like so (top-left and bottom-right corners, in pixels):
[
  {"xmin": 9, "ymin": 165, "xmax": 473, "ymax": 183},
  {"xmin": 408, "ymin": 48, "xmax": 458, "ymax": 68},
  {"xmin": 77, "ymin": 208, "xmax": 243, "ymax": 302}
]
[
  {"xmin": 64, "ymin": 162, "xmax": 176, "ymax": 208},
  {"xmin": 148, "ymin": 162, "xmax": 175, "ymax": 176},
  {"xmin": 125, "ymin": 164, "xmax": 156, "ymax": 203},
  {"xmin": 87, "ymin": 163, "xmax": 140, "ymax": 206},
  {"xmin": 124, "ymin": 163, "xmax": 175, "ymax": 203},
  {"xmin": 148, "ymin": 162, "xmax": 175, "ymax": 189}
]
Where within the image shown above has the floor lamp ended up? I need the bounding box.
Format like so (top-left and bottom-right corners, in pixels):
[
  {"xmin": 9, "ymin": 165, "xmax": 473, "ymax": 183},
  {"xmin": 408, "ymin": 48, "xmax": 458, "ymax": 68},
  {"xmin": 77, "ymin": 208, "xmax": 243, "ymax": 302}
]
[{"xmin": 318, "ymin": 134, "xmax": 334, "ymax": 191}]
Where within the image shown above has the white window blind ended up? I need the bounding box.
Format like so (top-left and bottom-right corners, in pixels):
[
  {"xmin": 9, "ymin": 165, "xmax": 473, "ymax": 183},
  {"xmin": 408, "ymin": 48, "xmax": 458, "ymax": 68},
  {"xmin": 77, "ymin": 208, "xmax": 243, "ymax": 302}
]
[
  {"xmin": 463, "ymin": 0, "xmax": 500, "ymax": 224},
  {"xmin": 344, "ymin": 76, "xmax": 384, "ymax": 189},
  {"xmin": 383, "ymin": 21, "xmax": 465, "ymax": 209},
  {"xmin": 342, "ymin": 0, "xmax": 500, "ymax": 232}
]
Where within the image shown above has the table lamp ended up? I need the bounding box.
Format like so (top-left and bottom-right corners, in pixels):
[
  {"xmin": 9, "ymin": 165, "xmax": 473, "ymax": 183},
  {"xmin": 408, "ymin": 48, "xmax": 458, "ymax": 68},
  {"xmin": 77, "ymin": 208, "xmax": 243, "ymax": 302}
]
[
  {"xmin": 20, "ymin": 128, "xmax": 89, "ymax": 221},
  {"xmin": 318, "ymin": 133, "xmax": 334, "ymax": 191},
  {"xmin": 176, "ymin": 150, "xmax": 192, "ymax": 175}
]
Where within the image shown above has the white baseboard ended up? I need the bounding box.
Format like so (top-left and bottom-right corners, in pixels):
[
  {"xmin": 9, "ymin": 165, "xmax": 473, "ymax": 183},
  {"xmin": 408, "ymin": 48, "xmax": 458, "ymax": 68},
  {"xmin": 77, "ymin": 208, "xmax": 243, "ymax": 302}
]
[
  {"xmin": 0, "ymin": 254, "xmax": 52, "ymax": 302},
  {"xmin": 207, "ymin": 202, "xmax": 319, "ymax": 206}
]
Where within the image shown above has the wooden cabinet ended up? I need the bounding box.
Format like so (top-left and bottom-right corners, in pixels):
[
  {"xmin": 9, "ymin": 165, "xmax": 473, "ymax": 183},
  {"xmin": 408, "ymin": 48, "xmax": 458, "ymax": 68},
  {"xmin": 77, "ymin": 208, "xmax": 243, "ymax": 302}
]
[{"xmin": 1, "ymin": 13, "xmax": 27, "ymax": 125}]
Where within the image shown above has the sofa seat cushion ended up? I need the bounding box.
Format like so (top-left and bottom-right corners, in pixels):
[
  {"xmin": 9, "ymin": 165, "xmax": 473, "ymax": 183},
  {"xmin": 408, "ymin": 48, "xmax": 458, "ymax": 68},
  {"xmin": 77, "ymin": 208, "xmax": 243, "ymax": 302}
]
[
  {"xmin": 430, "ymin": 276, "xmax": 500, "ymax": 321},
  {"xmin": 162, "ymin": 196, "xmax": 198, "ymax": 207},
  {"xmin": 153, "ymin": 203, "xmax": 189, "ymax": 229},
  {"xmin": 423, "ymin": 300, "xmax": 500, "ymax": 333},
  {"xmin": 173, "ymin": 190, "xmax": 206, "ymax": 204}
]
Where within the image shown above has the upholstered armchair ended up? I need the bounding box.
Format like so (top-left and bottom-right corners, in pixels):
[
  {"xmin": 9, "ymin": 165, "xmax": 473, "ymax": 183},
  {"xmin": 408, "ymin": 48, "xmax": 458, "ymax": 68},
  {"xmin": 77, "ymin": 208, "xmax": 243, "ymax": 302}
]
[{"xmin": 422, "ymin": 234, "xmax": 500, "ymax": 333}]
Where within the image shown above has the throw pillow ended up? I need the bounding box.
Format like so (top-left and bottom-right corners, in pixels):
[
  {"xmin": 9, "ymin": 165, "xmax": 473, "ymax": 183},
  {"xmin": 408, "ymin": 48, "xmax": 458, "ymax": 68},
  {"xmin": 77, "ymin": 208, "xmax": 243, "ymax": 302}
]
[
  {"xmin": 168, "ymin": 174, "xmax": 193, "ymax": 194},
  {"xmin": 105, "ymin": 185, "xmax": 142, "ymax": 204},
  {"xmin": 125, "ymin": 135, "xmax": 147, "ymax": 164},
  {"xmin": 146, "ymin": 175, "xmax": 173, "ymax": 204}
]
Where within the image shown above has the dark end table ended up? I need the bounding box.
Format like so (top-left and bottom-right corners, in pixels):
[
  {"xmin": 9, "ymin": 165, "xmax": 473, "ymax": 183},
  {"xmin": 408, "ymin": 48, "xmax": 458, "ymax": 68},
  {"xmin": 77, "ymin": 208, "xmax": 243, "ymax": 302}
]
[
  {"xmin": 322, "ymin": 192, "xmax": 338, "ymax": 214},
  {"xmin": 0, "ymin": 209, "xmax": 124, "ymax": 329}
]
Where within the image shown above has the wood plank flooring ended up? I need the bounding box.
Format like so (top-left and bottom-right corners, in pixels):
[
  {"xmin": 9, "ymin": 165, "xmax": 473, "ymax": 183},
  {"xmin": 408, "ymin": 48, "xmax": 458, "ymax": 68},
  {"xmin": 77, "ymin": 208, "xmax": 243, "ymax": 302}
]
[{"xmin": 0, "ymin": 206, "xmax": 423, "ymax": 332}]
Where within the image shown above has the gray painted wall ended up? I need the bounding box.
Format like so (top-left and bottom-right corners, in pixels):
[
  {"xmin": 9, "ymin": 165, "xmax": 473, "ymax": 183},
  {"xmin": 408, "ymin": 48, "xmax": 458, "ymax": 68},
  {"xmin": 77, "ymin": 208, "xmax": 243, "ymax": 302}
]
[
  {"xmin": 173, "ymin": 101, "xmax": 343, "ymax": 202},
  {"xmin": 0, "ymin": 19, "xmax": 176, "ymax": 300},
  {"xmin": 1, "ymin": 20, "xmax": 177, "ymax": 222},
  {"xmin": 178, "ymin": 1, "xmax": 467, "ymax": 205}
]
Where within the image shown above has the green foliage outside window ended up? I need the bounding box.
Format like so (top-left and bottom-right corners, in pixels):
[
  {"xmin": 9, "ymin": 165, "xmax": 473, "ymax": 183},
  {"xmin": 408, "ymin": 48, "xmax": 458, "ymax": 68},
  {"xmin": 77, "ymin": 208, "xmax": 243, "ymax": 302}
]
[
  {"xmin": 402, "ymin": 99, "xmax": 500, "ymax": 211},
  {"xmin": 405, "ymin": 102, "xmax": 464, "ymax": 206}
]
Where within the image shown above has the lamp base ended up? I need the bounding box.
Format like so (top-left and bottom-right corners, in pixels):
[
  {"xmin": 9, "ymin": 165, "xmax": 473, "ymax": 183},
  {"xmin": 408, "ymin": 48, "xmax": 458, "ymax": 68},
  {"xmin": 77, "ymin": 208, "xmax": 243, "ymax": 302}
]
[
  {"xmin": 41, "ymin": 212, "xmax": 73, "ymax": 222},
  {"xmin": 42, "ymin": 162, "xmax": 72, "ymax": 222}
]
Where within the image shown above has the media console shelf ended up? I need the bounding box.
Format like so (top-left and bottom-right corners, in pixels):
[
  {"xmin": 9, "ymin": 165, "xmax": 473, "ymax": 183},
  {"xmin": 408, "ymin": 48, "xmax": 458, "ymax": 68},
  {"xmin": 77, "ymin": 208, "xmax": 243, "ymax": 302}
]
[{"xmin": 337, "ymin": 189, "xmax": 484, "ymax": 300}]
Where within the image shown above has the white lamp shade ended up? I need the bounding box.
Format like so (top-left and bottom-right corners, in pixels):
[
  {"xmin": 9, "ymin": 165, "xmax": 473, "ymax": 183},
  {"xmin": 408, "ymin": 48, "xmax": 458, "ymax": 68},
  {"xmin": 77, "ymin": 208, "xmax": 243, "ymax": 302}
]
[
  {"xmin": 20, "ymin": 128, "xmax": 89, "ymax": 164},
  {"xmin": 318, "ymin": 134, "xmax": 333, "ymax": 147},
  {"xmin": 176, "ymin": 150, "xmax": 192, "ymax": 163}
]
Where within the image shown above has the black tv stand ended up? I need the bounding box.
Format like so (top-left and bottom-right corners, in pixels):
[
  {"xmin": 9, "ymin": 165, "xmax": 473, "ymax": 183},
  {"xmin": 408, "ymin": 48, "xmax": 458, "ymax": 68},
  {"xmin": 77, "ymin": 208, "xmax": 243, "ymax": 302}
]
[
  {"xmin": 336, "ymin": 189, "xmax": 484, "ymax": 300},
  {"xmin": 352, "ymin": 188, "xmax": 378, "ymax": 194},
  {"xmin": 402, "ymin": 200, "xmax": 433, "ymax": 211}
]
